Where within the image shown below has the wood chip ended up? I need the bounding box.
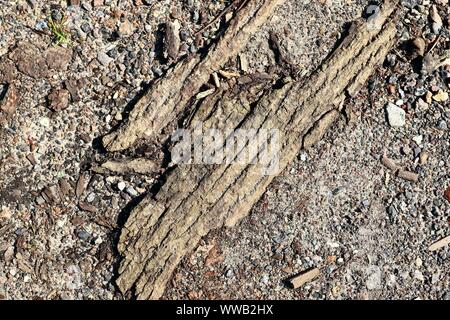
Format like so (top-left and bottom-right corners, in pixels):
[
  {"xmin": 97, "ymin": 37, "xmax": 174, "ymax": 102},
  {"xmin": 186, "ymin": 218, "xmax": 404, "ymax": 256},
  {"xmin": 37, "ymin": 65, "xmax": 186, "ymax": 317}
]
[
  {"xmin": 381, "ymin": 155, "xmax": 398, "ymax": 172},
  {"xmin": 3, "ymin": 246, "xmax": 14, "ymax": 263},
  {"xmin": 219, "ymin": 70, "xmax": 241, "ymax": 79},
  {"xmin": 212, "ymin": 72, "xmax": 220, "ymax": 88},
  {"xmin": 76, "ymin": 172, "xmax": 90, "ymax": 198},
  {"xmin": 428, "ymin": 235, "xmax": 450, "ymax": 251},
  {"xmin": 0, "ymin": 83, "xmax": 18, "ymax": 116},
  {"xmin": 78, "ymin": 202, "xmax": 97, "ymax": 213},
  {"xmin": 430, "ymin": 5, "xmax": 442, "ymax": 24},
  {"xmin": 92, "ymin": 215, "xmax": 117, "ymax": 229},
  {"xmin": 42, "ymin": 186, "xmax": 60, "ymax": 203},
  {"xmin": 16, "ymin": 253, "xmax": 34, "ymax": 274},
  {"xmin": 397, "ymin": 169, "xmax": 419, "ymax": 183},
  {"xmin": 239, "ymin": 53, "xmax": 249, "ymax": 72},
  {"xmin": 196, "ymin": 88, "xmax": 215, "ymax": 100},
  {"xmin": 288, "ymin": 267, "xmax": 321, "ymax": 289},
  {"xmin": 26, "ymin": 153, "xmax": 37, "ymax": 166},
  {"xmin": 101, "ymin": 158, "xmax": 158, "ymax": 175},
  {"xmin": 58, "ymin": 178, "xmax": 72, "ymax": 197}
]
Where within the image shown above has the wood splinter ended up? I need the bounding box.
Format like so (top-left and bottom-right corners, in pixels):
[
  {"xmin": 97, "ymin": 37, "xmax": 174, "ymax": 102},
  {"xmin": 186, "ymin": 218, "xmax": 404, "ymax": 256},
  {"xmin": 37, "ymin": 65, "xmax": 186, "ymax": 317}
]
[
  {"xmin": 428, "ymin": 235, "xmax": 450, "ymax": 251},
  {"xmin": 287, "ymin": 268, "xmax": 321, "ymax": 289},
  {"xmin": 381, "ymin": 155, "xmax": 419, "ymax": 183}
]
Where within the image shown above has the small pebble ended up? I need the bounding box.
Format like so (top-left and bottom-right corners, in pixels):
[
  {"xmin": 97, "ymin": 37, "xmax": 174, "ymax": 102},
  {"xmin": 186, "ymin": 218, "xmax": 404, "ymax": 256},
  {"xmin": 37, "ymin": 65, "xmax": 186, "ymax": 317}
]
[
  {"xmin": 117, "ymin": 181, "xmax": 126, "ymax": 191},
  {"xmin": 76, "ymin": 229, "xmax": 90, "ymax": 241},
  {"xmin": 126, "ymin": 186, "xmax": 138, "ymax": 197},
  {"xmin": 386, "ymin": 103, "xmax": 406, "ymax": 127},
  {"xmin": 40, "ymin": 117, "xmax": 50, "ymax": 127}
]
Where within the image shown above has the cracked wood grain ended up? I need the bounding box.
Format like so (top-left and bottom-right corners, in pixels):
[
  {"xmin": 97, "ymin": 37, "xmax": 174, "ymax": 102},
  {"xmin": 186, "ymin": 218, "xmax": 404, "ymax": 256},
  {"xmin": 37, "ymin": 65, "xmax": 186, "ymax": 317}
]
[
  {"xmin": 103, "ymin": 0, "xmax": 285, "ymax": 152},
  {"xmin": 116, "ymin": 0, "xmax": 399, "ymax": 300}
]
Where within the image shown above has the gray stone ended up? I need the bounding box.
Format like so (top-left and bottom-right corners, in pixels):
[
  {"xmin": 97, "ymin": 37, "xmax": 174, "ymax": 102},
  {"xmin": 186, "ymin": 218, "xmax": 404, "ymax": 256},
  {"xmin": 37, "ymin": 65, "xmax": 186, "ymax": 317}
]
[
  {"xmin": 97, "ymin": 52, "xmax": 113, "ymax": 66},
  {"xmin": 126, "ymin": 186, "xmax": 138, "ymax": 197},
  {"xmin": 76, "ymin": 229, "xmax": 90, "ymax": 241}
]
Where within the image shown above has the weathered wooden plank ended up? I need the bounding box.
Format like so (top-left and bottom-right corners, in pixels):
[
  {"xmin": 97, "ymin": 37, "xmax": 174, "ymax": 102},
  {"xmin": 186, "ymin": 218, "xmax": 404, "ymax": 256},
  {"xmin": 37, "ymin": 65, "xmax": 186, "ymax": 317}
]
[{"xmin": 116, "ymin": 1, "xmax": 400, "ymax": 300}]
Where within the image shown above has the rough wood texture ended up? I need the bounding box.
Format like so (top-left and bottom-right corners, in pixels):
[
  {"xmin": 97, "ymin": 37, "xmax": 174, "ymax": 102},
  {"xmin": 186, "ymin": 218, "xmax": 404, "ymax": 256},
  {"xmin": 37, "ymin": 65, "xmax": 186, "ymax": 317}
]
[
  {"xmin": 103, "ymin": 0, "xmax": 285, "ymax": 152},
  {"xmin": 288, "ymin": 268, "xmax": 321, "ymax": 289},
  {"xmin": 116, "ymin": 1, "xmax": 399, "ymax": 299}
]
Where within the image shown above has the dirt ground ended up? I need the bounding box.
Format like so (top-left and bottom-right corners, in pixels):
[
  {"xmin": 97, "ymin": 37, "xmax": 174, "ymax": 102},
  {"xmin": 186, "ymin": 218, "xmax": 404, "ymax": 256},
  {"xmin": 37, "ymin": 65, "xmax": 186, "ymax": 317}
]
[{"xmin": 0, "ymin": 0, "xmax": 449, "ymax": 299}]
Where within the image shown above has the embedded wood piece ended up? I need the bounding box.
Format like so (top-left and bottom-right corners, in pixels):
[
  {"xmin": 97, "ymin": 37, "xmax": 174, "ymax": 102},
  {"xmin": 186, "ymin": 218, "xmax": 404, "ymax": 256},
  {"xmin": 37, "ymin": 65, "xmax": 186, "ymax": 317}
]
[
  {"xmin": 102, "ymin": 0, "xmax": 285, "ymax": 152},
  {"xmin": 428, "ymin": 235, "xmax": 450, "ymax": 252},
  {"xmin": 381, "ymin": 154, "xmax": 399, "ymax": 172},
  {"xmin": 397, "ymin": 169, "xmax": 419, "ymax": 183},
  {"xmin": 288, "ymin": 268, "xmax": 321, "ymax": 289},
  {"xmin": 116, "ymin": 1, "xmax": 399, "ymax": 300},
  {"xmin": 101, "ymin": 158, "xmax": 158, "ymax": 175}
]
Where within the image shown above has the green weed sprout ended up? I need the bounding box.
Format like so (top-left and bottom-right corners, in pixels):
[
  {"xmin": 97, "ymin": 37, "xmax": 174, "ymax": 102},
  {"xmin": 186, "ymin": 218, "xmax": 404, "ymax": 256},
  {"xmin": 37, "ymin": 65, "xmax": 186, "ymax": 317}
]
[{"xmin": 47, "ymin": 14, "xmax": 71, "ymax": 46}]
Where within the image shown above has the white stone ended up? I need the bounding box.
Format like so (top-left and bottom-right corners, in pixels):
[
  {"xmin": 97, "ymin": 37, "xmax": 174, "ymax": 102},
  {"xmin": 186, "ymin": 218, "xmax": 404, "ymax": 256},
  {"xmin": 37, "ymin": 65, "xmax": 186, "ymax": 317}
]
[
  {"xmin": 386, "ymin": 274, "xmax": 397, "ymax": 287},
  {"xmin": 431, "ymin": 273, "xmax": 440, "ymax": 284},
  {"xmin": 386, "ymin": 103, "xmax": 406, "ymax": 127},
  {"xmin": 366, "ymin": 266, "xmax": 382, "ymax": 290},
  {"xmin": 56, "ymin": 219, "xmax": 65, "ymax": 228},
  {"xmin": 326, "ymin": 241, "xmax": 340, "ymax": 248},
  {"xmin": 414, "ymin": 270, "xmax": 424, "ymax": 281},
  {"xmin": 117, "ymin": 181, "xmax": 126, "ymax": 191},
  {"xmin": 412, "ymin": 135, "xmax": 423, "ymax": 145},
  {"xmin": 415, "ymin": 257, "xmax": 423, "ymax": 267},
  {"xmin": 126, "ymin": 186, "xmax": 138, "ymax": 197},
  {"xmin": 40, "ymin": 117, "xmax": 50, "ymax": 127}
]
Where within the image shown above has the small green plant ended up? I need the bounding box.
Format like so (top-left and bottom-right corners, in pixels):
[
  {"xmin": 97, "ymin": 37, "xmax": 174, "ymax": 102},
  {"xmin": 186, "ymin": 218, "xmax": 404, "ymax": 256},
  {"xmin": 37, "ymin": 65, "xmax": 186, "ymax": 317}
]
[{"xmin": 48, "ymin": 14, "xmax": 70, "ymax": 46}]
